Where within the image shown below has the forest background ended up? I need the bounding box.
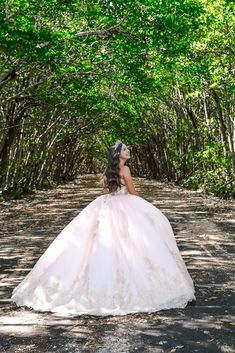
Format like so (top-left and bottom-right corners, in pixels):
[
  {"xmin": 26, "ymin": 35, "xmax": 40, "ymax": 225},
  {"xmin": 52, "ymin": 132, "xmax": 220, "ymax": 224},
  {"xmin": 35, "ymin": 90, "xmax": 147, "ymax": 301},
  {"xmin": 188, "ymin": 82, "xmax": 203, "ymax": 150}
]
[{"xmin": 0, "ymin": 0, "xmax": 234, "ymax": 199}]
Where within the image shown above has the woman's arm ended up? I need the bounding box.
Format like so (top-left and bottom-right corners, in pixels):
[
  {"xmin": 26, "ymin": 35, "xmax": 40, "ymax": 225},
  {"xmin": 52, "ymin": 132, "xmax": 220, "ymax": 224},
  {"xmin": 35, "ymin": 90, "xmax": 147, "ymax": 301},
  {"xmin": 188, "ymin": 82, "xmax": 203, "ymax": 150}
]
[
  {"xmin": 103, "ymin": 186, "xmax": 109, "ymax": 194},
  {"xmin": 122, "ymin": 166, "xmax": 139, "ymax": 196},
  {"xmin": 102, "ymin": 173, "xmax": 109, "ymax": 194}
]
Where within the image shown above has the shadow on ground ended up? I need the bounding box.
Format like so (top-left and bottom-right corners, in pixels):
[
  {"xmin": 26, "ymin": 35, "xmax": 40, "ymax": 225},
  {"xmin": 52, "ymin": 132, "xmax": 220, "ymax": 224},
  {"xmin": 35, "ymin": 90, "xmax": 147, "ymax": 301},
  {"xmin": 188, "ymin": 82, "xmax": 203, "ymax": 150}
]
[{"xmin": 0, "ymin": 175, "xmax": 234, "ymax": 353}]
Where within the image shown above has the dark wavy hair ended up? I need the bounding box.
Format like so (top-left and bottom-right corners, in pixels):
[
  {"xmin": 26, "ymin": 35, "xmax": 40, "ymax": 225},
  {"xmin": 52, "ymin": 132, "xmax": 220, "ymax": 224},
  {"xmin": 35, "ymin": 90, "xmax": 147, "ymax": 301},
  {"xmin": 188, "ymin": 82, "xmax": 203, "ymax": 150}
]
[{"xmin": 103, "ymin": 140, "xmax": 125, "ymax": 192}]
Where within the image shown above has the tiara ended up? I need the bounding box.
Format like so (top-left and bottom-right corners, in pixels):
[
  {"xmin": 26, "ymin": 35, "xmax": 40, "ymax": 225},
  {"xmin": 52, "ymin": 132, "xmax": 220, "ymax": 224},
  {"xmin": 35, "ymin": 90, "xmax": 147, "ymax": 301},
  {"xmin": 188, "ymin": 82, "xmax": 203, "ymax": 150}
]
[{"xmin": 114, "ymin": 140, "xmax": 122, "ymax": 151}]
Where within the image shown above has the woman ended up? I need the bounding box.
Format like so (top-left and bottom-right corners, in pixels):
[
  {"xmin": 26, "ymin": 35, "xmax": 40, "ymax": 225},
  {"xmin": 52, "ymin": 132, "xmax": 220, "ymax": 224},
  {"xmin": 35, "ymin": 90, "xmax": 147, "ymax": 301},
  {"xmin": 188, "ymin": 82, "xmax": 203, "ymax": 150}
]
[{"xmin": 11, "ymin": 140, "xmax": 196, "ymax": 316}]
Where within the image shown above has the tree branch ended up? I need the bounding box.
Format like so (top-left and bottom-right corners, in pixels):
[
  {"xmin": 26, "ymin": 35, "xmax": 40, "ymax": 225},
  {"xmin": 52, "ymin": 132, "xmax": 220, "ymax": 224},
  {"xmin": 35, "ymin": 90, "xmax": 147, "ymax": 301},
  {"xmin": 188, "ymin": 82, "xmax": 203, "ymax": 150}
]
[
  {"xmin": 6, "ymin": 81, "xmax": 43, "ymax": 102},
  {"xmin": 75, "ymin": 16, "xmax": 130, "ymax": 38}
]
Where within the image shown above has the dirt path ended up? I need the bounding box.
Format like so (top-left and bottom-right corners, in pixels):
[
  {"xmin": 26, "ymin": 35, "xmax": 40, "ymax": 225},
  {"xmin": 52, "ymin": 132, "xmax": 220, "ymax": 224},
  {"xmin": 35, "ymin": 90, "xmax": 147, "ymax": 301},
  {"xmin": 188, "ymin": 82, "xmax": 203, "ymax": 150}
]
[{"xmin": 0, "ymin": 175, "xmax": 234, "ymax": 353}]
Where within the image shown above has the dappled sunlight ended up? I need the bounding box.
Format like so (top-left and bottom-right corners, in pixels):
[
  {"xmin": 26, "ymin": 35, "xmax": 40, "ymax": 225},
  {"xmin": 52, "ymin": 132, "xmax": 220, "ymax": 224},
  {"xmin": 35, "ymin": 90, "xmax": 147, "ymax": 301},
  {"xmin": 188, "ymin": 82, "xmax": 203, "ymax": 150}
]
[{"xmin": 0, "ymin": 175, "xmax": 234, "ymax": 352}]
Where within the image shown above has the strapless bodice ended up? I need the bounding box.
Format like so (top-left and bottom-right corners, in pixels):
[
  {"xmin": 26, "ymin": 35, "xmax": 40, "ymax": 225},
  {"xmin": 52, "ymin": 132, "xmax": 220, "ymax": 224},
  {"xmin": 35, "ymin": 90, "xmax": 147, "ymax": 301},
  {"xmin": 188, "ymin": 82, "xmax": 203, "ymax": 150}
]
[
  {"xmin": 110, "ymin": 177, "xmax": 128, "ymax": 196},
  {"xmin": 111, "ymin": 186, "xmax": 128, "ymax": 196}
]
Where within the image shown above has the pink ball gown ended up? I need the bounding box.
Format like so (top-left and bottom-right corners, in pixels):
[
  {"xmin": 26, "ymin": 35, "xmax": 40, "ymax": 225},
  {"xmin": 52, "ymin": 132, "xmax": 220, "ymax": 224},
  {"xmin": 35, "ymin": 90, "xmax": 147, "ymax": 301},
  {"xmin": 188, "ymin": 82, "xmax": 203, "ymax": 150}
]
[{"xmin": 11, "ymin": 177, "xmax": 196, "ymax": 316}]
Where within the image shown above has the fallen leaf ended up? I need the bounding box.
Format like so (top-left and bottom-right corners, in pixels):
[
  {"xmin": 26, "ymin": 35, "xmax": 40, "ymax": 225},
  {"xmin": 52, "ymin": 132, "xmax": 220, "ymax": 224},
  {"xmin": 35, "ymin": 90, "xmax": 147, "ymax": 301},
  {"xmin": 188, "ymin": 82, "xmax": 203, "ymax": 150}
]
[{"xmin": 170, "ymin": 345, "xmax": 185, "ymax": 352}]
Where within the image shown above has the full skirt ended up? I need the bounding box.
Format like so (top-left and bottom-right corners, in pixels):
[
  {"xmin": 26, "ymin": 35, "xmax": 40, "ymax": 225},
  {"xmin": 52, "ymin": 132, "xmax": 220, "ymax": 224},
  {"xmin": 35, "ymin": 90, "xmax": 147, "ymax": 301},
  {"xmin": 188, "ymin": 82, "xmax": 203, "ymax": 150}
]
[{"xmin": 11, "ymin": 193, "xmax": 196, "ymax": 316}]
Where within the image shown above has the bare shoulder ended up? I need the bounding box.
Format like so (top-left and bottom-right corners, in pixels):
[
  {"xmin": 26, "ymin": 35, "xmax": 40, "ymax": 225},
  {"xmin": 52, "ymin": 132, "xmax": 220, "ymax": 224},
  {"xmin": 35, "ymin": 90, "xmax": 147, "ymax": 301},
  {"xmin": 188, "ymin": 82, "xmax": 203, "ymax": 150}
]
[
  {"xmin": 120, "ymin": 165, "xmax": 131, "ymax": 177},
  {"xmin": 120, "ymin": 166, "xmax": 138, "ymax": 195}
]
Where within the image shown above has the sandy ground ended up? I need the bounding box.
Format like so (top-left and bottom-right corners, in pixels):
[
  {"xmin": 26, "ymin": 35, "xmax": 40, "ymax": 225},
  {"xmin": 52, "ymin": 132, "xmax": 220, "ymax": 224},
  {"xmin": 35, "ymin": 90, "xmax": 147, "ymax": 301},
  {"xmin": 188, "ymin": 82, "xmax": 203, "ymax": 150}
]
[{"xmin": 0, "ymin": 175, "xmax": 234, "ymax": 353}]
